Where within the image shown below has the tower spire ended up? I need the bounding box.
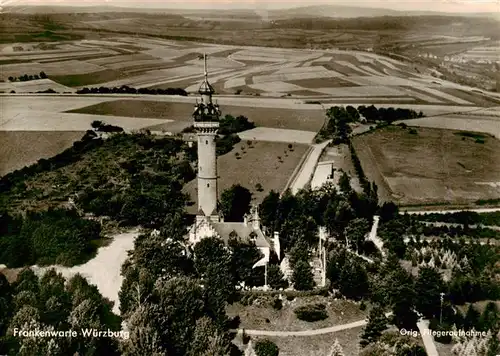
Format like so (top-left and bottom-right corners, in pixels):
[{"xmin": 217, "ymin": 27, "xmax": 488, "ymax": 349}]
[
  {"xmin": 198, "ymin": 52, "xmax": 215, "ymax": 99},
  {"xmin": 204, "ymin": 52, "xmax": 208, "ymax": 80}
]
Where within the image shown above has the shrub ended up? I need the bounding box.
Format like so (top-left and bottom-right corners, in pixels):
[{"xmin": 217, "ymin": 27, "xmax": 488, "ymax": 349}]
[
  {"xmin": 255, "ymin": 339, "xmax": 279, "ymax": 356},
  {"xmin": 272, "ymin": 298, "xmax": 283, "ymax": 310},
  {"xmin": 294, "ymin": 303, "xmax": 328, "ymax": 322},
  {"xmin": 408, "ymin": 128, "xmax": 418, "ymax": 135}
]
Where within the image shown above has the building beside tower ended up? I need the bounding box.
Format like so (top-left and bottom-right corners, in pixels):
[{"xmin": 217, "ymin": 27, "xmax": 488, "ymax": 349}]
[{"xmin": 187, "ymin": 55, "xmax": 280, "ymax": 281}]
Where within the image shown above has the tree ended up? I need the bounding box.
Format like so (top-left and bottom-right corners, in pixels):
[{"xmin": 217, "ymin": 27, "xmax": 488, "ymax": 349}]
[
  {"xmin": 228, "ymin": 236, "xmax": 263, "ymax": 288},
  {"xmin": 360, "ymin": 305, "xmax": 388, "ymax": 347},
  {"xmin": 120, "ymin": 304, "xmax": 167, "ymax": 356},
  {"xmin": 338, "ymin": 172, "xmax": 351, "ymax": 195},
  {"xmin": 344, "ymin": 218, "xmax": 370, "ymax": 253},
  {"xmin": 379, "ymin": 202, "xmax": 399, "ymax": 222},
  {"xmin": 187, "ymin": 317, "xmax": 232, "ymax": 356},
  {"xmin": 254, "ymin": 339, "xmax": 279, "ymax": 356},
  {"xmin": 267, "ymin": 264, "xmax": 288, "ymax": 290},
  {"xmin": 150, "ymin": 277, "xmax": 207, "ymax": 355},
  {"xmin": 390, "ymin": 268, "xmax": 418, "ymax": 330},
  {"xmin": 415, "ymin": 267, "xmax": 445, "ymax": 319},
  {"xmin": 328, "ymin": 339, "xmax": 345, "ymax": 356},
  {"xmin": 333, "ymin": 200, "xmax": 355, "ymax": 237},
  {"xmin": 219, "ymin": 184, "xmax": 252, "ymax": 222},
  {"xmin": 194, "ymin": 237, "xmax": 235, "ymax": 324},
  {"xmin": 464, "ymin": 304, "xmax": 481, "ymax": 331},
  {"xmin": 259, "ymin": 190, "xmax": 280, "ymax": 230},
  {"xmin": 288, "ymin": 239, "xmax": 310, "ymax": 268},
  {"xmin": 486, "ymin": 330, "xmax": 500, "ymax": 356},
  {"xmin": 292, "ymin": 260, "xmax": 315, "ymax": 291},
  {"xmin": 479, "ymin": 302, "xmax": 499, "ymax": 332},
  {"xmin": 91, "ymin": 120, "xmax": 104, "ymax": 130},
  {"xmin": 338, "ymin": 257, "xmax": 369, "ymax": 300},
  {"xmin": 39, "ymin": 71, "xmax": 48, "ymax": 79}
]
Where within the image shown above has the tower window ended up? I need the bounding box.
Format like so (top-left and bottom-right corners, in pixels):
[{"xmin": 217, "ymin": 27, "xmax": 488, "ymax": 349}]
[
  {"xmin": 206, "ymin": 140, "xmax": 208, "ymax": 145},
  {"xmin": 207, "ymin": 183, "xmax": 210, "ymax": 187}
]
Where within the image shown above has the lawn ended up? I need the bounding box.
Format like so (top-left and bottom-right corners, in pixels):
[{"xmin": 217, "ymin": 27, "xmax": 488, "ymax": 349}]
[
  {"xmin": 249, "ymin": 326, "xmax": 364, "ymax": 356},
  {"xmin": 352, "ymin": 126, "xmax": 500, "ymax": 207},
  {"xmin": 226, "ymin": 296, "xmax": 367, "ymax": 332},
  {"xmin": 183, "ymin": 141, "xmax": 309, "ymax": 213}
]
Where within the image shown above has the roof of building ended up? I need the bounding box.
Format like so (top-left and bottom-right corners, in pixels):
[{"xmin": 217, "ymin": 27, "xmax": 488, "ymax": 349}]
[{"xmin": 211, "ymin": 221, "xmax": 270, "ymax": 249}]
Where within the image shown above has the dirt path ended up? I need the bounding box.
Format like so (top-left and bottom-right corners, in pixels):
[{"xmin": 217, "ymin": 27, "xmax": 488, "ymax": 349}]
[
  {"xmin": 31, "ymin": 229, "xmax": 139, "ymax": 315},
  {"xmin": 367, "ymin": 215, "xmax": 385, "ymax": 257},
  {"xmin": 417, "ymin": 319, "xmax": 439, "ymax": 356},
  {"xmin": 234, "ymin": 312, "xmax": 393, "ymax": 337}
]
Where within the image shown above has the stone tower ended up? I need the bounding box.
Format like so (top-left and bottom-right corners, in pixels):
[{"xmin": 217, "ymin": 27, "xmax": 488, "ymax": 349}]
[{"xmin": 193, "ymin": 53, "xmax": 221, "ymax": 221}]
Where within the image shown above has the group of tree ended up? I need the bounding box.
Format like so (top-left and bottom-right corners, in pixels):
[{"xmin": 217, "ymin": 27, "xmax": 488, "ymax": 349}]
[
  {"xmin": 0, "ymin": 208, "xmax": 102, "ymax": 268},
  {"xmin": 119, "ymin": 210, "xmax": 268, "ymax": 355},
  {"xmin": 91, "ymin": 120, "xmax": 124, "ymax": 133},
  {"xmin": 8, "ymin": 71, "xmax": 47, "ymax": 82},
  {"xmin": 421, "ymin": 224, "xmax": 500, "ymax": 240},
  {"xmin": 0, "ymin": 268, "xmax": 121, "ymax": 355},
  {"xmin": 76, "ymin": 86, "xmax": 188, "ymax": 96},
  {"xmin": 315, "ymin": 105, "xmax": 424, "ymax": 143},
  {"xmin": 357, "ymin": 105, "xmax": 423, "ymax": 123},
  {"xmin": 256, "ymin": 173, "xmax": 378, "ymax": 291},
  {"xmin": 365, "ymin": 209, "xmax": 500, "ymax": 344},
  {"xmin": 413, "ymin": 211, "xmax": 500, "ymax": 227},
  {"xmin": 316, "ymin": 106, "xmax": 353, "ymax": 143},
  {"xmin": 1, "ymin": 132, "xmax": 196, "ymax": 230}
]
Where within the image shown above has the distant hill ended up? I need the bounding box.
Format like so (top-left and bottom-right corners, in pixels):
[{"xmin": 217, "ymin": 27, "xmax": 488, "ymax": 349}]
[
  {"xmin": 3, "ymin": 4, "xmax": 498, "ymax": 21},
  {"xmin": 266, "ymin": 5, "xmax": 499, "ymax": 20}
]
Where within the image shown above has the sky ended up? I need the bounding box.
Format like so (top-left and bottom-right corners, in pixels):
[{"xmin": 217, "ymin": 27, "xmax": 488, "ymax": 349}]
[{"xmin": 3, "ymin": 0, "xmax": 500, "ymax": 13}]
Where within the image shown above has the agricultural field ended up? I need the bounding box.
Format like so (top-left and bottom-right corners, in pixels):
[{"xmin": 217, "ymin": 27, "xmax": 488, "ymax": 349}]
[
  {"xmin": 68, "ymin": 99, "xmax": 328, "ymax": 132},
  {"xmin": 2, "ymin": 35, "xmax": 498, "ymax": 106},
  {"xmin": 183, "ymin": 141, "xmax": 309, "ymax": 213},
  {"xmin": 0, "ymin": 131, "xmax": 85, "ymax": 176},
  {"xmin": 352, "ymin": 126, "xmax": 500, "ymax": 207},
  {"xmin": 397, "ymin": 114, "xmax": 500, "ymax": 139}
]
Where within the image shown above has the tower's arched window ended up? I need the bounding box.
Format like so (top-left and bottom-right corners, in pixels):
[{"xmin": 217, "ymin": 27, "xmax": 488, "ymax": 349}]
[
  {"xmin": 207, "ymin": 183, "xmax": 210, "ymax": 188},
  {"xmin": 206, "ymin": 140, "xmax": 208, "ymax": 145}
]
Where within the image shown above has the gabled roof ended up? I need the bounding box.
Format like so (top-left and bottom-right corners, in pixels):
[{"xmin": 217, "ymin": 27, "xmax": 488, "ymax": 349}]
[{"xmin": 211, "ymin": 222, "xmax": 271, "ymax": 249}]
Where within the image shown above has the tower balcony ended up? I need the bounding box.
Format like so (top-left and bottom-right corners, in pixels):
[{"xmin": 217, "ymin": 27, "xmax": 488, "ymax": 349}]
[{"xmin": 194, "ymin": 121, "xmax": 219, "ymax": 130}]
